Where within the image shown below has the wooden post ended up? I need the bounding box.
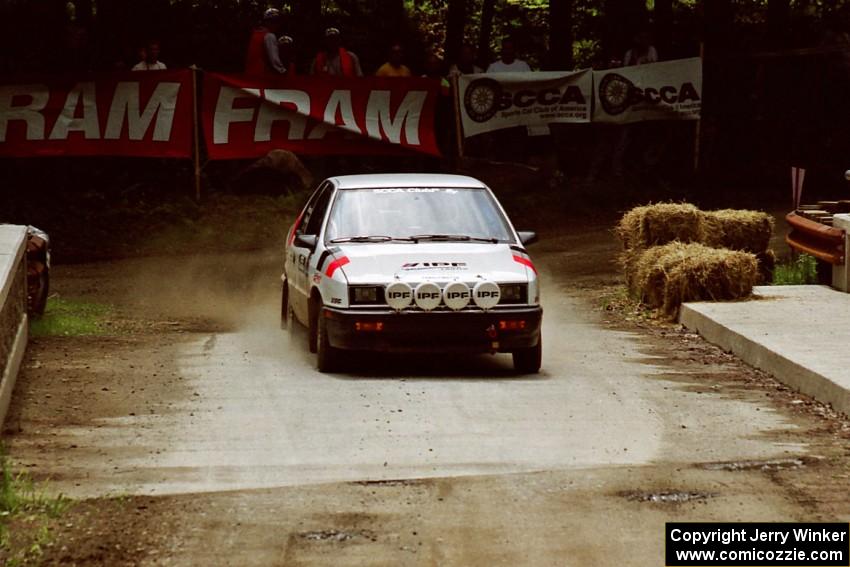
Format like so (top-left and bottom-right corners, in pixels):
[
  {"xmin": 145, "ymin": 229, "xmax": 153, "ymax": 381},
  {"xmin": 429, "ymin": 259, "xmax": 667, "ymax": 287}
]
[
  {"xmin": 451, "ymin": 74, "xmax": 465, "ymax": 159},
  {"xmin": 693, "ymin": 43, "xmax": 704, "ymax": 171},
  {"xmin": 191, "ymin": 65, "xmax": 202, "ymax": 202}
]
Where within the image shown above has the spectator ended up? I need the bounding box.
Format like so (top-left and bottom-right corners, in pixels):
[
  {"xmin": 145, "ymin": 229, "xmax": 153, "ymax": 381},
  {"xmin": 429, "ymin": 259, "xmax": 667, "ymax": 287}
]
[
  {"xmin": 486, "ymin": 37, "xmax": 531, "ymax": 73},
  {"xmin": 449, "ymin": 44, "xmax": 483, "ymax": 77},
  {"xmin": 608, "ymin": 29, "xmax": 660, "ymax": 179},
  {"xmin": 132, "ymin": 39, "xmax": 166, "ymax": 71},
  {"xmin": 624, "ymin": 29, "xmax": 658, "ymax": 66},
  {"xmin": 311, "ymin": 27, "xmax": 363, "ymax": 77},
  {"xmin": 62, "ymin": 2, "xmax": 91, "ymax": 71},
  {"xmin": 245, "ymin": 8, "xmax": 286, "ymax": 76},
  {"xmin": 422, "ymin": 53, "xmax": 450, "ymax": 94},
  {"xmin": 278, "ymin": 35, "xmax": 297, "ymax": 75},
  {"xmin": 487, "ymin": 37, "xmax": 541, "ymax": 140},
  {"xmin": 375, "ymin": 42, "xmax": 411, "ymax": 77}
]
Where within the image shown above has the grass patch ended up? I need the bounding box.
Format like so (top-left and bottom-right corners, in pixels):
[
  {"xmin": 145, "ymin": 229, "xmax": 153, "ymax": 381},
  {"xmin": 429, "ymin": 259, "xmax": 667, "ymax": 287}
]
[
  {"xmin": 0, "ymin": 451, "xmax": 71, "ymax": 565},
  {"xmin": 598, "ymin": 285, "xmax": 664, "ymax": 324},
  {"xmin": 29, "ymin": 297, "xmax": 111, "ymax": 337},
  {"xmin": 772, "ymin": 254, "xmax": 819, "ymax": 285}
]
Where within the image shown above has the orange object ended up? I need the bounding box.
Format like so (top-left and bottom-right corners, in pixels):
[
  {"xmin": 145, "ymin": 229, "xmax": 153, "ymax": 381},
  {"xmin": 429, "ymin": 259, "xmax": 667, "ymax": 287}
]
[{"xmin": 785, "ymin": 212, "xmax": 845, "ymax": 265}]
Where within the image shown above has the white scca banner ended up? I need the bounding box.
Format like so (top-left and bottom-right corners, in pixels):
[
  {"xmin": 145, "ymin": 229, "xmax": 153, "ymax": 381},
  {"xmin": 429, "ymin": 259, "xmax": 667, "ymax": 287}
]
[
  {"xmin": 458, "ymin": 70, "xmax": 592, "ymax": 137},
  {"xmin": 593, "ymin": 57, "xmax": 702, "ymax": 124}
]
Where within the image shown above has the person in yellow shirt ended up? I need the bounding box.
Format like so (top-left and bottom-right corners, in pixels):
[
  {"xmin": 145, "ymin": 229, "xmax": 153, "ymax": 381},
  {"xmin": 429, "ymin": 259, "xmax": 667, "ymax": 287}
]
[{"xmin": 375, "ymin": 42, "xmax": 412, "ymax": 77}]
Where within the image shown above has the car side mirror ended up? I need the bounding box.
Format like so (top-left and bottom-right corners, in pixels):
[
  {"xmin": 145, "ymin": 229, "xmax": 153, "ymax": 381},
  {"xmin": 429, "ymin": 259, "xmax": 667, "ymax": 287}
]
[
  {"xmin": 294, "ymin": 233, "xmax": 318, "ymax": 250},
  {"xmin": 517, "ymin": 231, "xmax": 538, "ymax": 246}
]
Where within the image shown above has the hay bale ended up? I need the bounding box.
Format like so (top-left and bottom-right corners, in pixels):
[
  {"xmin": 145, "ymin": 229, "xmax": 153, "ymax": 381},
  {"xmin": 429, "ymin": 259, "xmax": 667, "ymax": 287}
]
[
  {"xmin": 700, "ymin": 209, "xmax": 774, "ymax": 253},
  {"xmin": 616, "ymin": 207, "xmax": 647, "ymax": 249},
  {"xmin": 616, "ymin": 203, "xmax": 703, "ymax": 249},
  {"xmin": 618, "ymin": 248, "xmax": 644, "ymax": 292},
  {"xmin": 630, "ymin": 243, "xmax": 692, "ymax": 307},
  {"xmin": 662, "ymin": 247, "xmax": 760, "ymax": 316},
  {"xmin": 630, "ymin": 242, "xmax": 759, "ymax": 317},
  {"xmin": 755, "ymin": 250, "xmax": 776, "ymax": 285}
]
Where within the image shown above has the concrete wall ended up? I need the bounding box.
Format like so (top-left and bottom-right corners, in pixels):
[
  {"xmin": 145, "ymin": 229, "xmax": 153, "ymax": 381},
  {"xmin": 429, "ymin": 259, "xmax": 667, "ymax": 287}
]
[
  {"xmin": 833, "ymin": 214, "xmax": 850, "ymax": 293},
  {"xmin": 0, "ymin": 225, "xmax": 28, "ymax": 429}
]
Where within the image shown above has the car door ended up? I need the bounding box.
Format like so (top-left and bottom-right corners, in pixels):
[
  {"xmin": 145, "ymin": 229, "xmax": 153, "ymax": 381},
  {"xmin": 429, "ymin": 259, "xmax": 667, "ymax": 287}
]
[{"xmin": 290, "ymin": 181, "xmax": 334, "ymax": 322}]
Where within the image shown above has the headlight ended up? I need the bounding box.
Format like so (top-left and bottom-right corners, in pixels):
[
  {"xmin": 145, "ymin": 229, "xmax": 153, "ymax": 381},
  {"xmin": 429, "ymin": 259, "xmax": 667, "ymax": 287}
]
[
  {"xmin": 350, "ymin": 286, "xmax": 383, "ymax": 305},
  {"xmin": 498, "ymin": 283, "xmax": 528, "ymax": 304}
]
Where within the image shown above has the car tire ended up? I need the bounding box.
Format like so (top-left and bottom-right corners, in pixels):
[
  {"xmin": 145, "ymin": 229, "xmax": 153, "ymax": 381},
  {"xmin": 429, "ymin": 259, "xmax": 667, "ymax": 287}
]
[
  {"xmin": 28, "ymin": 269, "xmax": 49, "ymax": 317},
  {"xmin": 316, "ymin": 308, "xmax": 341, "ymax": 373},
  {"xmin": 308, "ymin": 299, "xmax": 318, "ymax": 353},
  {"xmin": 512, "ymin": 337, "xmax": 542, "ymax": 374},
  {"xmin": 280, "ymin": 281, "xmax": 289, "ymax": 330}
]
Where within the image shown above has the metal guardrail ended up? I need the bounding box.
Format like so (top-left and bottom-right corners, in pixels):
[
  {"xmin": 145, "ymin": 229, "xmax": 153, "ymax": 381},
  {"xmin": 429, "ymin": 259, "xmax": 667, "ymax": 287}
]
[{"xmin": 786, "ymin": 212, "xmax": 846, "ymax": 265}]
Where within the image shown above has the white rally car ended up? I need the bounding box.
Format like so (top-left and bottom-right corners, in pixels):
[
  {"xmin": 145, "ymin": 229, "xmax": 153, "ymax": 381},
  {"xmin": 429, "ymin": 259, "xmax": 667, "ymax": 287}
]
[{"xmin": 281, "ymin": 174, "xmax": 542, "ymax": 373}]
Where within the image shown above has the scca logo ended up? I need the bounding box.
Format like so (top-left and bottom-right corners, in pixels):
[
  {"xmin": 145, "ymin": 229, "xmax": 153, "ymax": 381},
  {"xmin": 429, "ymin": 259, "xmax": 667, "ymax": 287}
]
[
  {"xmin": 598, "ymin": 73, "xmax": 700, "ymax": 116},
  {"xmin": 464, "ymin": 78, "xmax": 586, "ymax": 123}
]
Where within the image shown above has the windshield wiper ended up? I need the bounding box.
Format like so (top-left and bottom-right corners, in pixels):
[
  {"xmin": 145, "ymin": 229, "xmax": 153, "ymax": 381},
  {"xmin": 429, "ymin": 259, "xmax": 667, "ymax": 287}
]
[
  {"xmin": 329, "ymin": 235, "xmax": 413, "ymax": 243},
  {"xmin": 409, "ymin": 234, "xmax": 499, "ymax": 243}
]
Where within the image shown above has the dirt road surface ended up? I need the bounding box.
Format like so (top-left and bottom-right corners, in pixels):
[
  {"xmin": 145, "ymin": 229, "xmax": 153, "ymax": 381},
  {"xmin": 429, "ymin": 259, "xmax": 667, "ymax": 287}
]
[{"xmin": 3, "ymin": 223, "xmax": 849, "ymax": 566}]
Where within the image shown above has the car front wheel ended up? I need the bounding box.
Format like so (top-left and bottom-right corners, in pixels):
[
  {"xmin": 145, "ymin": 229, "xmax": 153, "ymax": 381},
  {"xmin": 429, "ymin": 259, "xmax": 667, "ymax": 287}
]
[
  {"xmin": 512, "ymin": 337, "xmax": 542, "ymax": 374},
  {"xmin": 316, "ymin": 308, "xmax": 342, "ymax": 373}
]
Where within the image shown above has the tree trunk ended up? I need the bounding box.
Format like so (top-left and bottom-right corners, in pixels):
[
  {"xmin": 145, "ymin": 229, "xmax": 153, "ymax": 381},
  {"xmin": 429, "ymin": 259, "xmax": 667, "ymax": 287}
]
[
  {"xmin": 293, "ymin": 0, "xmax": 323, "ymax": 60},
  {"xmin": 604, "ymin": 0, "xmax": 646, "ymax": 65},
  {"xmin": 548, "ymin": 0, "xmax": 573, "ymax": 70},
  {"xmin": 767, "ymin": 0, "xmax": 790, "ymax": 49},
  {"xmin": 375, "ymin": 0, "xmax": 405, "ymax": 26},
  {"xmin": 654, "ymin": 0, "xmax": 672, "ymax": 59},
  {"xmin": 445, "ymin": 0, "xmax": 466, "ymax": 67},
  {"xmin": 477, "ymin": 0, "xmax": 496, "ymax": 67},
  {"xmin": 699, "ymin": 0, "xmax": 733, "ymax": 175},
  {"xmin": 702, "ymin": 0, "xmax": 732, "ymax": 56},
  {"xmin": 74, "ymin": 0, "xmax": 93, "ymax": 24}
]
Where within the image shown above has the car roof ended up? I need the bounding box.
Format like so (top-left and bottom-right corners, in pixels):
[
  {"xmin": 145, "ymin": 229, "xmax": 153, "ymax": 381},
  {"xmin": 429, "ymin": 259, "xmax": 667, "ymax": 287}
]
[{"xmin": 330, "ymin": 174, "xmax": 488, "ymax": 190}]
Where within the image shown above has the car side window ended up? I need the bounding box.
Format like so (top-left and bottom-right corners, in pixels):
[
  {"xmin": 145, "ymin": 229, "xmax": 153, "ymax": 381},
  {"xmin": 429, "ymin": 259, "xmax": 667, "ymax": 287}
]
[
  {"xmin": 296, "ymin": 183, "xmax": 327, "ymax": 236},
  {"xmin": 303, "ymin": 184, "xmax": 333, "ymax": 235}
]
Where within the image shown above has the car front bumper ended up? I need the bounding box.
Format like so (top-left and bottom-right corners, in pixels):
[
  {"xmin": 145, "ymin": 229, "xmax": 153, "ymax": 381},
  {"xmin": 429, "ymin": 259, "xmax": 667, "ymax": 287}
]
[{"xmin": 323, "ymin": 306, "xmax": 542, "ymax": 353}]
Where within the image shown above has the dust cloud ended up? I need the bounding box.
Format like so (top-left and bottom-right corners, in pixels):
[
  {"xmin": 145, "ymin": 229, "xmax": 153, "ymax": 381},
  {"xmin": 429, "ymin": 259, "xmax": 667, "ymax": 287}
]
[{"xmin": 117, "ymin": 250, "xmax": 285, "ymax": 333}]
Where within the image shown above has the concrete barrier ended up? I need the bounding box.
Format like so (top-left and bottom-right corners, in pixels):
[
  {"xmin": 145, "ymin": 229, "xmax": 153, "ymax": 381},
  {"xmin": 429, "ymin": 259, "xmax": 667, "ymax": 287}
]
[
  {"xmin": 833, "ymin": 214, "xmax": 850, "ymax": 292},
  {"xmin": 680, "ymin": 286, "xmax": 850, "ymax": 417},
  {"xmin": 0, "ymin": 225, "xmax": 28, "ymax": 429}
]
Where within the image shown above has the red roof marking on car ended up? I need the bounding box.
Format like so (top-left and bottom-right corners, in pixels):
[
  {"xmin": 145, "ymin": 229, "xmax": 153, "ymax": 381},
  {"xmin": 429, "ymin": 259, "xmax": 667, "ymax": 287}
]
[
  {"xmin": 325, "ymin": 256, "xmax": 350, "ymax": 277},
  {"xmin": 512, "ymin": 255, "xmax": 537, "ymax": 274}
]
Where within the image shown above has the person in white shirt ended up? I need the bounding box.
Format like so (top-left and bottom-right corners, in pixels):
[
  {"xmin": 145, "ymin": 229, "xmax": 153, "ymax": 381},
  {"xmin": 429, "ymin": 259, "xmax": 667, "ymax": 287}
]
[
  {"xmin": 448, "ymin": 44, "xmax": 483, "ymax": 77},
  {"xmin": 623, "ymin": 30, "xmax": 658, "ymax": 66},
  {"xmin": 486, "ymin": 37, "xmax": 531, "ymax": 73},
  {"xmin": 608, "ymin": 29, "xmax": 660, "ymax": 178},
  {"xmin": 132, "ymin": 40, "xmax": 167, "ymax": 71},
  {"xmin": 488, "ymin": 37, "xmax": 544, "ymax": 138}
]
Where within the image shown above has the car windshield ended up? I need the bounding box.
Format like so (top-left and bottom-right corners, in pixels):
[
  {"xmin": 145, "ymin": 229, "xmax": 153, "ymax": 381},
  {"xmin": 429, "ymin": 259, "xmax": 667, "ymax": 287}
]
[{"xmin": 325, "ymin": 187, "xmax": 515, "ymax": 243}]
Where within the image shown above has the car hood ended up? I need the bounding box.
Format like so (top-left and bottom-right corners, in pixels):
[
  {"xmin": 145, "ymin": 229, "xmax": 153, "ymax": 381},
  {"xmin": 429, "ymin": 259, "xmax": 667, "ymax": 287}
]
[{"xmin": 333, "ymin": 242, "xmax": 530, "ymax": 285}]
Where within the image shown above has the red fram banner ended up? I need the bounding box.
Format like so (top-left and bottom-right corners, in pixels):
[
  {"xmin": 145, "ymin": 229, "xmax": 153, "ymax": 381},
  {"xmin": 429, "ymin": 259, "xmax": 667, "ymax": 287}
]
[
  {"xmin": 0, "ymin": 69, "xmax": 193, "ymax": 158},
  {"xmin": 202, "ymin": 73, "xmax": 440, "ymax": 159}
]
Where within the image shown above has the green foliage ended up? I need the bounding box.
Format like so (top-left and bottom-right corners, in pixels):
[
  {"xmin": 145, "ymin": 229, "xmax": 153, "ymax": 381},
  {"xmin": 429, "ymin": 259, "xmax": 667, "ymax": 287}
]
[
  {"xmin": 772, "ymin": 254, "xmax": 819, "ymax": 285},
  {"xmin": 406, "ymin": 0, "xmax": 553, "ymax": 67},
  {"xmin": 30, "ymin": 298, "xmax": 111, "ymax": 338},
  {"xmin": 0, "ymin": 451, "xmax": 71, "ymax": 563},
  {"xmin": 573, "ymin": 38, "xmax": 601, "ymax": 68}
]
